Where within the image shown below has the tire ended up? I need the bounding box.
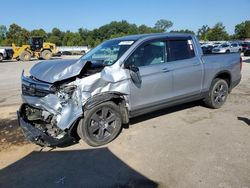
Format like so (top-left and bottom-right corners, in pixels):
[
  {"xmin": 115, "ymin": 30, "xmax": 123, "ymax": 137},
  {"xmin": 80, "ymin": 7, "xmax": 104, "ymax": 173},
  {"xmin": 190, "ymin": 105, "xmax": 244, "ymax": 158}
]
[
  {"xmin": 204, "ymin": 78, "xmax": 229, "ymax": 109},
  {"xmin": 77, "ymin": 101, "xmax": 122, "ymax": 146},
  {"xmin": 226, "ymin": 50, "xmax": 230, "ymax": 53},
  {"xmin": 19, "ymin": 51, "xmax": 31, "ymax": 61},
  {"xmin": 41, "ymin": 50, "xmax": 52, "ymax": 60},
  {"xmin": 0, "ymin": 54, "xmax": 3, "ymax": 62}
]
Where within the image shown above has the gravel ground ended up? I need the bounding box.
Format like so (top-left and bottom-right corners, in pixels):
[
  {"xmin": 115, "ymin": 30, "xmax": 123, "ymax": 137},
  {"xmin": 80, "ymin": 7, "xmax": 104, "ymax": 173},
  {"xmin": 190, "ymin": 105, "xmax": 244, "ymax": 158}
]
[{"xmin": 0, "ymin": 56, "xmax": 249, "ymax": 188}]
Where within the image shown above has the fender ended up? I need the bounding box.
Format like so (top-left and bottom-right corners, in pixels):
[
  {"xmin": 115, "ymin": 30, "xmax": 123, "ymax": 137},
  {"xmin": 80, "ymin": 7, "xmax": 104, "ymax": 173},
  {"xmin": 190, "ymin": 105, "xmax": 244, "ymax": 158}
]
[
  {"xmin": 83, "ymin": 92, "xmax": 129, "ymax": 124},
  {"xmin": 211, "ymin": 70, "xmax": 232, "ymax": 88}
]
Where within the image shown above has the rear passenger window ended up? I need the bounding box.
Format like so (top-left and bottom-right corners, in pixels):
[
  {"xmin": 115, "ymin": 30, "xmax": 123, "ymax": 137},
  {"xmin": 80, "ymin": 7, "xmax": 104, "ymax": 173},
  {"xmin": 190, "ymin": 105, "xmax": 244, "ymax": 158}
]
[{"xmin": 167, "ymin": 39, "xmax": 195, "ymax": 62}]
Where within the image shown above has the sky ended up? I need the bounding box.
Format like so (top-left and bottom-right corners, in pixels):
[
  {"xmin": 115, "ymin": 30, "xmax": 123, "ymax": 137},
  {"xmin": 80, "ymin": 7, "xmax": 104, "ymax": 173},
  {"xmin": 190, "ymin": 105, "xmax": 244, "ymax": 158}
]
[{"xmin": 0, "ymin": 0, "xmax": 249, "ymax": 34}]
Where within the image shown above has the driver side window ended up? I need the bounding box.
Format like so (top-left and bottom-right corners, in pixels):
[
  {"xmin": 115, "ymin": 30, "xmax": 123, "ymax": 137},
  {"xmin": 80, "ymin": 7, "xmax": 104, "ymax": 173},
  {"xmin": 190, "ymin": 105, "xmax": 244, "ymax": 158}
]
[{"xmin": 127, "ymin": 41, "xmax": 166, "ymax": 67}]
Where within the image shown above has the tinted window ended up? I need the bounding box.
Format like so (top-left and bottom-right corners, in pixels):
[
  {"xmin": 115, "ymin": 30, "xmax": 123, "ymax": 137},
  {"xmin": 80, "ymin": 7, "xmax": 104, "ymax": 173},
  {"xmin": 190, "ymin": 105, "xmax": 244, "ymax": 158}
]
[
  {"xmin": 221, "ymin": 44, "xmax": 229, "ymax": 48},
  {"xmin": 166, "ymin": 39, "xmax": 195, "ymax": 62},
  {"xmin": 128, "ymin": 41, "xmax": 165, "ymax": 67}
]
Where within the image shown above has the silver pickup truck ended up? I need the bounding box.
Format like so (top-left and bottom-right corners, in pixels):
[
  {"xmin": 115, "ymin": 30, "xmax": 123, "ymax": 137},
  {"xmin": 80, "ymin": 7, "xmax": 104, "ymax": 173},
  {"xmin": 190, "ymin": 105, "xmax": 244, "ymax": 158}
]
[{"xmin": 17, "ymin": 33, "xmax": 242, "ymax": 147}]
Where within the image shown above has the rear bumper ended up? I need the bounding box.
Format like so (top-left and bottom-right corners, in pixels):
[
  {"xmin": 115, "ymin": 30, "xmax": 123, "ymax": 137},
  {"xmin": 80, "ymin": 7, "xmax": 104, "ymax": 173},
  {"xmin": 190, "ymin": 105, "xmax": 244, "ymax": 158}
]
[{"xmin": 17, "ymin": 110, "xmax": 75, "ymax": 147}]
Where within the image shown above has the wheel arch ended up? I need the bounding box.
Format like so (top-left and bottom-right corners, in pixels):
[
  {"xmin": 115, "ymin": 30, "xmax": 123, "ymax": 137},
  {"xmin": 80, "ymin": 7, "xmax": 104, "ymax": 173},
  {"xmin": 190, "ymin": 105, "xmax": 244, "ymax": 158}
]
[
  {"xmin": 83, "ymin": 92, "xmax": 129, "ymax": 124},
  {"xmin": 212, "ymin": 70, "xmax": 232, "ymax": 89}
]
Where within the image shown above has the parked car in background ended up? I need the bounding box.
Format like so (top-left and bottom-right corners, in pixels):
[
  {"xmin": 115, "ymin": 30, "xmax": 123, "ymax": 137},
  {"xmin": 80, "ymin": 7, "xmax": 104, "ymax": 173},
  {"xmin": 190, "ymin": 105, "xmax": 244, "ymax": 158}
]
[
  {"xmin": 17, "ymin": 33, "xmax": 242, "ymax": 147},
  {"xmin": 0, "ymin": 48, "xmax": 13, "ymax": 62},
  {"xmin": 5, "ymin": 48, "xmax": 14, "ymax": 59},
  {"xmin": 243, "ymin": 43, "xmax": 250, "ymax": 56},
  {"xmin": 230, "ymin": 42, "xmax": 242, "ymax": 52},
  {"xmin": 212, "ymin": 42, "xmax": 241, "ymax": 54},
  {"xmin": 202, "ymin": 45, "xmax": 216, "ymax": 54},
  {"xmin": 241, "ymin": 42, "xmax": 250, "ymax": 53},
  {"xmin": 0, "ymin": 48, "xmax": 7, "ymax": 62}
]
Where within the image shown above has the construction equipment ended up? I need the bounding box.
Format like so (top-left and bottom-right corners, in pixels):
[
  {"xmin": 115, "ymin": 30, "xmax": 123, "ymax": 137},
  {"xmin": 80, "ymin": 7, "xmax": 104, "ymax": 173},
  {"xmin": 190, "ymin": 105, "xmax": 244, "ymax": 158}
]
[{"xmin": 12, "ymin": 37, "xmax": 58, "ymax": 61}]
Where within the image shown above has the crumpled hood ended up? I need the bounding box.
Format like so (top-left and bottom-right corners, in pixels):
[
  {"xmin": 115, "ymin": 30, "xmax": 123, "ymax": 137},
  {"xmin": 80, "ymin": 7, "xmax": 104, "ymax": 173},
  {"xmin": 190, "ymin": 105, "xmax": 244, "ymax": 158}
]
[{"xmin": 30, "ymin": 59, "xmax": 87, "ymax": 83}]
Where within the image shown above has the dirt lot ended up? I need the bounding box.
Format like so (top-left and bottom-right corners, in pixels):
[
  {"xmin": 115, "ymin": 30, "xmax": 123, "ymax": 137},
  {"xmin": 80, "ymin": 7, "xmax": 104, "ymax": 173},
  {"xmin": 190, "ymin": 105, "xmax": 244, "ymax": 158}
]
[{"xmin": 0, "ymin": 56, "xmax": 250, "ymax": 188}]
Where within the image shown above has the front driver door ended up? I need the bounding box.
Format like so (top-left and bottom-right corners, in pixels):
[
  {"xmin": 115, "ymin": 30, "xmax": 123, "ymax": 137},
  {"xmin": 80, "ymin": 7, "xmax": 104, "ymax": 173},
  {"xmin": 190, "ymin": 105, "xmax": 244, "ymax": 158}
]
[{"xmin": 126, "ymin": 40, "xmax": 173, "ymax": 112}]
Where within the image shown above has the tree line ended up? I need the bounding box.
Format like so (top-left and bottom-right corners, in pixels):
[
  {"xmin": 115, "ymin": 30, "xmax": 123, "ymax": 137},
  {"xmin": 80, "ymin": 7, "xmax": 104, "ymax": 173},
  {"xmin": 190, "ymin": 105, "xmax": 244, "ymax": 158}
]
[{"xmin": 0, "ymin": 19, "xmax": 249, "ymax": 47}]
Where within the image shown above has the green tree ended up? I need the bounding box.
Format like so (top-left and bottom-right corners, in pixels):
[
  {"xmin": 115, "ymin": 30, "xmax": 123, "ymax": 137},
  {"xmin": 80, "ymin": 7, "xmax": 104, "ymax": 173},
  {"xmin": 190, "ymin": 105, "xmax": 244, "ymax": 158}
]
[
  {"xmin": 47, "ymin": 27, "xmax": 64, "ymax": 45},
  {"xmin": 154, "ymin": 19, "xmax": 173, "ymax": 32},
  {"xmin": 170, "ymin": 29, "xmax": 195, "ymax": 34},
  {"xmin": 206, "ymin": 22, "xmax": 229, "ymax": 41},
  {"xmin": 138, "ymin": 24, "xmax": 159, "ymax": 34},
  {"xmin": 6, "ymin": 23, "xmax": 30, "ymax": 45},
  {"xmin": 78, "ymin": 28, "xmax": 91, "ymax": 45},
  {"xmin": 62, "ymin": 31, "xmax": 83, "ymax": 46},
  {"xmin": 0, "ymin": 25, "xmax": 7, "ymax": 42},
  {"xmin": 197, "ymin": 25, "xmax": 210, "ymax": 40},
  {"xmin": 47, "ymin": 35, "xmax": 62, "ymax": 46},
  {"xmin": 234, "ymin": 20, "xmax": 250, "ymax": 39},
  {"xmin": 30, "ymin": 29, "xmax": 47, "ymax": 39},
  {"xmin": 51, "ymin": 27, "xmax": 62, "ymax": 37}
]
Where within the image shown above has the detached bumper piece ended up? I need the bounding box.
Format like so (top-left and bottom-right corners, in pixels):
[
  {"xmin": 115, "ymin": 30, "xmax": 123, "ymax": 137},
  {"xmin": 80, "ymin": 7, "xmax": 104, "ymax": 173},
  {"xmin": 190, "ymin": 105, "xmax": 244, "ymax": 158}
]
[{"xmin": 17, "ymin": 108, "xmax": 75, "ymax": 147}]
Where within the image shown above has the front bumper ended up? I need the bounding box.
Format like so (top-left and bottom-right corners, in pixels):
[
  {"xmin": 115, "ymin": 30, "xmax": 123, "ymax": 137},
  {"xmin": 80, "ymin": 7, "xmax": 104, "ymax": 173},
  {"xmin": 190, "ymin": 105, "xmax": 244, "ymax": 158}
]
[{"xmin": 17, "ymin": 110, "xmax": 75, "ymax": 147}]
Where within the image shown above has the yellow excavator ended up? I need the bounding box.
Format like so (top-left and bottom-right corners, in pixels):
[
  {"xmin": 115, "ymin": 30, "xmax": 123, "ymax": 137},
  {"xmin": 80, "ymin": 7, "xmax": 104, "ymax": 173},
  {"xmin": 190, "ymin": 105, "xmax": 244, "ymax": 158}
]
[{"xmin": 12, "ymin": 37, "xmax": 58, "ymax": 61}]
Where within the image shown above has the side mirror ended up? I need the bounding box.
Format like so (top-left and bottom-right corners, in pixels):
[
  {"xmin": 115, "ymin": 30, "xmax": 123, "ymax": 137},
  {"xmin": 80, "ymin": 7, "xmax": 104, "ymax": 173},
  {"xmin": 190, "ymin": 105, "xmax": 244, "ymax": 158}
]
[
  {"xmin": 128, "ymin": 64, "xmax": 142, "ymax": 86},
  {"xmin": 124, "ymin": 57, "xmax": 142, "ymax": 86},
  {"xmin": 130, "ymin": 65, "xmax": 139, "ymax": 73}
]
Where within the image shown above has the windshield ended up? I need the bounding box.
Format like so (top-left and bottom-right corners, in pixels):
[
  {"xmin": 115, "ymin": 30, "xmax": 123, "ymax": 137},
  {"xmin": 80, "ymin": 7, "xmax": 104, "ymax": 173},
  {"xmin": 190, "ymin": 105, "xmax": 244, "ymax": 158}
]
[{"xmin": 80, "ymin": 39, "xmax": 134, "ymax": 66}]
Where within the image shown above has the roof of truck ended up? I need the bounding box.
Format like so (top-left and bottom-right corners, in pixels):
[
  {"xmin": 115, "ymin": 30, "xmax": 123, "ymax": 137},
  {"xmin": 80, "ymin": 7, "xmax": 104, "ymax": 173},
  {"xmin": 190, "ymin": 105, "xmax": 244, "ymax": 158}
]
[{"xmin": 113, "ymin": 33, "xmax": 194, "ymax": 41}]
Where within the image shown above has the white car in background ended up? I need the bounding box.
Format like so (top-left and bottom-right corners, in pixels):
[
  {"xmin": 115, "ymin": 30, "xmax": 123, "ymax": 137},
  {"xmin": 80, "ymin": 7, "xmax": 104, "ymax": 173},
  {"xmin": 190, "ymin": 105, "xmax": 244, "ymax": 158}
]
[
  {"xmin": 212, "ymin": 42, "xmax": 242, "ymax": 54},
  {"xmin": 0, "ymin": 48, "xmax": 7, "ymax": 62}
]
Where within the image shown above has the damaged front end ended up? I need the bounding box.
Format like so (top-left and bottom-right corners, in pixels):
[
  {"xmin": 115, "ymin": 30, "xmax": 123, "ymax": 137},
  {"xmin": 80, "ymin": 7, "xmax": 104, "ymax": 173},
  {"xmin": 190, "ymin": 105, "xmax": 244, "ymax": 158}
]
[
  {"xmin": 17, "ymin": 39, "xmax": 134, "ymax": 147},
  {"xmin": 17, "ymin": 73, "xmax": 82, "ymax": 147}
]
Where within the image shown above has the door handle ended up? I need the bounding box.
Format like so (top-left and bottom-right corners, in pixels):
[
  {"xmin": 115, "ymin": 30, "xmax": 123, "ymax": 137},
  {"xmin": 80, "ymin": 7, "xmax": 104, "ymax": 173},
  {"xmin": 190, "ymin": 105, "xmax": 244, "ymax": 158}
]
[{"xmin": 162, "ymin": 67, "xmax": 171, "ymax": 72}]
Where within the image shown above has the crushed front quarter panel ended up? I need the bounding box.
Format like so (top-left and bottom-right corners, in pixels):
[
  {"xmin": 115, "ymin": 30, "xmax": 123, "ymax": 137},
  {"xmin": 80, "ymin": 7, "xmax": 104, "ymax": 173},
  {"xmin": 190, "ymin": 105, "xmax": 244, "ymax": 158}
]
[{"xmin": 21, "ymin": 60, "xmax": 131, "ymax": 131}]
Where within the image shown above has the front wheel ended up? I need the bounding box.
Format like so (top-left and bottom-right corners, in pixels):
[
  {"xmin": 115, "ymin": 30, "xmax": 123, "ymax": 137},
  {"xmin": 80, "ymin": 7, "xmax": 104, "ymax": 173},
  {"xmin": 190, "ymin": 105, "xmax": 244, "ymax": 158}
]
[
  {"xmin": 204, "ymin": 78, "xmax": 229, "ymax": 109},
  {"xmin": 77, "ymin": 101, "xmax": 122, "ymax": 146}
]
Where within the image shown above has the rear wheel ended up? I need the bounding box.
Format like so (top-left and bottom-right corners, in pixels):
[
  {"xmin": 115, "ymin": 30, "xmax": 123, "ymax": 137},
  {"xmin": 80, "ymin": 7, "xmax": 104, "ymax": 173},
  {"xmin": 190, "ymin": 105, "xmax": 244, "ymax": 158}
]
[
  {"xmin": 77, "ymin": 101, "xmax": 122, "ymax": 146},
  {"xmin": 19, "ymin": 51, "xmax": 31, "ymax": 61},
  {"xmin": 226, "ymin": 50, "xmax": 230, "ymax": 53},
  {"xmin": 204, "ymin": 78, "xmax": 229, "ymax": 109},
  {"xmin": 41, "ymin": 50, "xmax": 52, "ymax": 60}
]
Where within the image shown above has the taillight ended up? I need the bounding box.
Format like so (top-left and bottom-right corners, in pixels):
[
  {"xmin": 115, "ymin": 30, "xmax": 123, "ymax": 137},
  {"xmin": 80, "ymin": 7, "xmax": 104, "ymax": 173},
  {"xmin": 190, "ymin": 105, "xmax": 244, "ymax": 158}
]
[{"xmin": 240, "ymin": 57, "xmax": 242, "ymax": 71}]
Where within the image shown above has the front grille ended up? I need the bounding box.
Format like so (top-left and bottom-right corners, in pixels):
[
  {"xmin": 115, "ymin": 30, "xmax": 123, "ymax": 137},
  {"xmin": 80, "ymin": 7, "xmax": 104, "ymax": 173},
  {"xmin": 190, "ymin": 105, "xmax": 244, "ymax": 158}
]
[{"xmin": 22, "ymin": 75, "xmax": 53, "ymax": 97}]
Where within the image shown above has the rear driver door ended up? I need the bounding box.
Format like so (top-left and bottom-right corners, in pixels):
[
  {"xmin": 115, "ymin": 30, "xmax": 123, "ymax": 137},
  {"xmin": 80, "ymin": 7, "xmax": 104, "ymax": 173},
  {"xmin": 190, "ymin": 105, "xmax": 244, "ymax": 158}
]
[{"xmin": 166, "ymin": 37, "xmax": 203, "ymax": 98}]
